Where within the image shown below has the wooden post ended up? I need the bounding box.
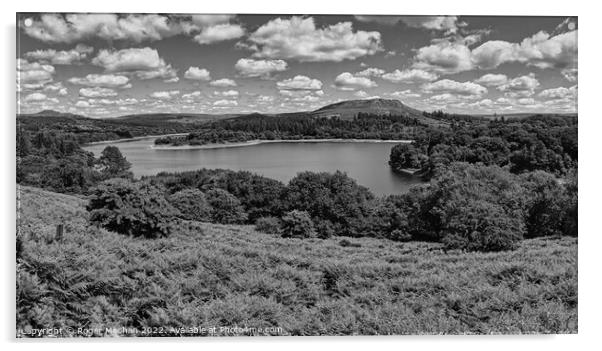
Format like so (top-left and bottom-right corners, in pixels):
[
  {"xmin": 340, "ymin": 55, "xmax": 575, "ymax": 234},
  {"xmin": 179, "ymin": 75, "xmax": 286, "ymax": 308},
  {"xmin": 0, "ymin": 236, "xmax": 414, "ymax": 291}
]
[{"xmin": 56, "ymin": 224, "xmax": 64, "ymax": 241}]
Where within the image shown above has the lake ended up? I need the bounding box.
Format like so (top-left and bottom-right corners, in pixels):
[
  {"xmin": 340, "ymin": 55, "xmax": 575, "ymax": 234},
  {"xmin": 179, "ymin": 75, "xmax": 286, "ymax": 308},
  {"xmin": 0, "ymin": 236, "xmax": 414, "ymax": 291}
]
[{"xmin": 83, "ymin": 137, "xmax": 424, "ymax": 195}]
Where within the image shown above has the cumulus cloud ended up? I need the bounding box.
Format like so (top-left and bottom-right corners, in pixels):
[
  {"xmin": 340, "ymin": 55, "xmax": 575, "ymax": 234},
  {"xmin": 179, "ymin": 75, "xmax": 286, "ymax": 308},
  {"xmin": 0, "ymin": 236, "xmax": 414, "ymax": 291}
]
[
  {"xmin": 381, "ymin": 69, "xmax": 438, "ymax": 83},
  {"xmin": 21, "ymin": 14, "xmax": 243, "ymax": 44},
  {"xmin": 333, "ymin": 72, "xmax": 378, "ymax": 91},
  {"xmin": 17, "ymin": 59, "xmax": 55, "ymax": 86},
  {"xmin": 181, "ymin": 91, "xmax": 202, "ymax": 100},
  {"xmin": 234, "ymin": 58, "xmax": 288, "ymax": 78},
  {"xmin": 184, "ymin": 67, "xmax": 212, "ymax": 81},
  {"xmin": 538, "ymin": 85, "xmax": 577, "ymax": 100},
  {"xmin": 23, "ymin": 92, "xmax": 50, "ymax": 102},
  {"xmin": 245, "ymin": 16, "xmax": 382, "ymax": 62},
  {"xmin": 210, "ymin": 78, "xmax": 237, "ymax": 87},
  {"xmin": 498, "ymin": 74, "xmax": 540, "ymax": 97},
  {"xmin": 150, "ymin": 90, "xmax": 180, "ymax": 99},
  {"xmin": 355, "ymin": 67, "xmax": 385, "ymax": 77},
  {"xmin": 413, "ymin": 41, "xmax": 473, "ymax": 74},
  {"xmin": 194, "ymin": 23, "xmax": 245, "ymax": 44},
  {"xmin": 42, "ymin": 82, "xmax": 68, "ymax": 95},
  {"xmin": 388, "ymin": 90, "xmax": 420, "ymax": 99},
  {"xmin": 92, "ymin": 47, "xmax": 177, "ymax": 80},
  {"xmin": 24, "ymin": 44, "xmax": 94, "ymax": 65},
  {"xmin": 21, "ymin": 14, "xmax": 186, "ymax": 43},
  {"xmin": 213, "ymin": 99, "xmax": 238, "ymax": 106},
  {"xmin": 214, "ymin": 90, "xmax": 239, "ymax": 97},
  {"xmin": 75, "ymin": 100, "xmax": 90, "ymax": 108},
  {"xmin": 67, "ymin": 74, "xmax": 131, "ymax": 88},
  {"xmin": 277, "ymin": 75, "xmax": 323, "ymax": 90},
  {"xmin": 355, "ymin": 15, "xmax": 464, "ymax": 33},
  {"xmin": 422, "ymin": 79, "xmax": 487, "ymax": 96},
  {"xmin": 411, "ymin": 29, "xmax": 577, "ymax": 75},
  {"xmin": 472, "ymin": 30, "xmax": 577, "ymax": 69},
  {"xmin": 79, "ymin": 87, "xmax": 118, "ymax": 98},
  {"xmin": 562, "ymin": 68, "xmax": 578, "ymax": 83},
  {"xmin": 474, "ymin": 73, "xmax": 508, "ymax": 87}
]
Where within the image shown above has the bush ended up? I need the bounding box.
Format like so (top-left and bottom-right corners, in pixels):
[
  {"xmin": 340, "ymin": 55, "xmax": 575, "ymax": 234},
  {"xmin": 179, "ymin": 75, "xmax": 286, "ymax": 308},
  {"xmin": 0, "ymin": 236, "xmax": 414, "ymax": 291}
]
[
  {"xmin": 284, "ymin": 171, "xmax": 374, "ymax": 237},
  {"xmin": 315, "ymin": 219, "xmax": 336, "ymax": 239},
  {"xmin": 281, "ymin": 210, "xmax": 316, "ymax": 239},
  {"xmin": 254, "ymin": 216, "xmax": 282, "ymax": 234},
  {"xmin": 87, "ymin": 179, "xmax": 179, "ymax": 238},
  {"xmin": 168, "ymin": 188, "xmax": 212, "ymax": 222},
  {"xmin": 441, "ymin": 200, "xmax": 523, "ymax": 252},
  {"xmin": 205, "ymin": 188, "xmax": 248, "ymax": 224},
  {"xmin": 388, "ymin": 229, "xmax": 412, "ymax": 242}
]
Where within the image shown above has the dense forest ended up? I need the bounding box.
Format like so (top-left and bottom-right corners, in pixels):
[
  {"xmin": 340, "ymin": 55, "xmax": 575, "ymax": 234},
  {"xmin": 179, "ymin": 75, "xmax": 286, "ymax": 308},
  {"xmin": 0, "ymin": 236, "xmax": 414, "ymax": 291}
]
[
  {"xmin": 155, "ymin": 113, "xmax": 429, "ymax": 146},
  {"xmin": 389, "ymin": 114, "xmax": 578, "ymax": 179}
]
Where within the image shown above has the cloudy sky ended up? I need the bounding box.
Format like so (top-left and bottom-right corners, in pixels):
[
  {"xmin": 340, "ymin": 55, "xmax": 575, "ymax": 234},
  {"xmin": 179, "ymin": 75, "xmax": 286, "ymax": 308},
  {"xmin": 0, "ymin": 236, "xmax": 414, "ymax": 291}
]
[{"xmin": 16, "ymin": 13, "xmax": 577, "ymax": 117}]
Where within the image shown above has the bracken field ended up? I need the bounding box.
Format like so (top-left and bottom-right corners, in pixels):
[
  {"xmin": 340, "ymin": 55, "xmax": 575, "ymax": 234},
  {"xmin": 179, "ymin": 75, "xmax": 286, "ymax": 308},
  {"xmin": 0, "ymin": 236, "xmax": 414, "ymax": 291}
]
[{"xmin": 16, "ymin": 185, "xmax": 577, "ymax": 336}]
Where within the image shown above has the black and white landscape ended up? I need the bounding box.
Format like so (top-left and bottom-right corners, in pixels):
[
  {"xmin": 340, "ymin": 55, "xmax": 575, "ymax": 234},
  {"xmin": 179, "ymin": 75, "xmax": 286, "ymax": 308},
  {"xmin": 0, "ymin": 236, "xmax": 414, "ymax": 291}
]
[{"xmin": 16, "ymin": 13, "xmax": 577, "ymax": 337}]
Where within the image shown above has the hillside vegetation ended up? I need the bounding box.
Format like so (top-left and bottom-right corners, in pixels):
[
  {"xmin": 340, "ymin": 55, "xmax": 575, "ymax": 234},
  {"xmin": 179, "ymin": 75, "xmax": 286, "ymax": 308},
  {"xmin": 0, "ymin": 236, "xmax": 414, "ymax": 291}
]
[{"xmin": 17, "ymin": 186, "xmax": 577, "ymax": 336}]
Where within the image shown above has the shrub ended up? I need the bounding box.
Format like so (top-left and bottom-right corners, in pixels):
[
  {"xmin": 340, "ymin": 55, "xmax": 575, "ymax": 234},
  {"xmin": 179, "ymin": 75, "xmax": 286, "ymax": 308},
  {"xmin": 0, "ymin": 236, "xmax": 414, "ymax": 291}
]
[
  {"xmin": 315, "ymin": 219, "xmax": 336, "ymax": 239},
  {"xmin": 254, "ymin": 216, "xmax": 282, "ymax": 234},
  {"xmin": 281, "ymin": 210, "xmax": 316, "ymax": 239},
  {"xmin": 441, "ymin": 200, "xmax": 523, "ymax": 252},
  {"xmin": 205, "ymin": 188, "xmax": 248, "ymax": 224},
  {"xmin": 388, "ymin": 229, "xmax": 412, "ymax": 242},
  {"xmin": 339, "ymin": 239, "xmax": 361, "ymax": 247},
  {"xmin": 362, "ymin": 196, "xmax": 409, "ymax": 239},
  {"xmin": 168, "ymin": 188, "xmax": 212, "ymax": 222},
  {"xmin": 87, "ymin": 179, "xmax": 179, "ymax": 238},
  {"xmin": 284, "ymin": 171, "xmax": 374, "ymax": 237}
]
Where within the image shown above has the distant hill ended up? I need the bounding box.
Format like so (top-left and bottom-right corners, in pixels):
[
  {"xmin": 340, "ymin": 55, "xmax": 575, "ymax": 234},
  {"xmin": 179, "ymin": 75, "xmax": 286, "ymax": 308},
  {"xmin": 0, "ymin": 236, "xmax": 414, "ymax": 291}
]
[{"xmin": 311, "ymin": 98, "xmax": 424, "ymax": 120}]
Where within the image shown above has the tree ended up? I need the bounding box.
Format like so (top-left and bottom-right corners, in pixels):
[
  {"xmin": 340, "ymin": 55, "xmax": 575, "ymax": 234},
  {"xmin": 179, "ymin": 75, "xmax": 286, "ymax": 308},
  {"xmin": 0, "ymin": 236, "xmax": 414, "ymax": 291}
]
[
  {"xmin": 399, "ymin": 163, "xmax": 527, "ymax": 250},
  {"xmin": 441, "ymin": 200, "xmax": 523, "ymax": 252},
  {"xmin": 521, "ymin": 171, "xmax": 568, "ymax": 238},
  {"xmin": 87, "ymin": 179, "xmax": 179, "ymax": 238},
  {"xmin": 168, "ymin": 189, "xmax": 212, "ymax": 222},
  {"xmin": 389, "ymin": 143, "xmax": 427, "ymax": 170},
  {"xmin": 284, "ymin": 171, "xmax": 374, "ymax": 237},
  {"xmin": 254, "ymin": 216, "xmax": 282, "ymax": 234},
  {"xmin": 97, "ymin": 146, "xmax": 132, "ymax": 179},
  {"xmin": 281, "ymin": 210, "xmax": 316, "ymax": 238},
  {"xmin": 205, "ymin": 188, "xmax": 248, "ymax": 224}
]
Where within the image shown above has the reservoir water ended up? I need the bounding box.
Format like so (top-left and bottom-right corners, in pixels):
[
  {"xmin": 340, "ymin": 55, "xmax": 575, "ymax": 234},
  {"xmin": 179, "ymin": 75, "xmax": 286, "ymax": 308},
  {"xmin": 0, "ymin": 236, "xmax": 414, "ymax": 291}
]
[{"xmin": 83, "ymin": 137, "xmax": 423, "ymax": 195}]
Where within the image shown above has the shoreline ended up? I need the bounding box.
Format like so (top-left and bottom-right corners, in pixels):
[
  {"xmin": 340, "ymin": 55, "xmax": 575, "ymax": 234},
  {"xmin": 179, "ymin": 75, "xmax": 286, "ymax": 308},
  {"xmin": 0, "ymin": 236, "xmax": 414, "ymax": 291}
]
[
  {"xmin": 151, "ymin": 138, "xmax": 414, "ymax": 150},
  {"xmin": 82, "ymin": 133, "xmax": 189, "ymax": 146}
]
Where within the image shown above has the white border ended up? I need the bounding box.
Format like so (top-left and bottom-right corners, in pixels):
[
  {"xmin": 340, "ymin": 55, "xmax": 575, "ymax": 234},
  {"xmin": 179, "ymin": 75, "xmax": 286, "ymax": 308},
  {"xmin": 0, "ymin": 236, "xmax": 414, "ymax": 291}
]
[{"xmin": 2, "ymin": 1, "xmax": 599, "ymax": 350}]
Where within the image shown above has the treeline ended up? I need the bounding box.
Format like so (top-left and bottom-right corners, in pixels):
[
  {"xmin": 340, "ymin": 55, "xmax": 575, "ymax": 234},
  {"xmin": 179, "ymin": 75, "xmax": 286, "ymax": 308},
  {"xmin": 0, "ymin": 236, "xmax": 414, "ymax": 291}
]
[
  {"xmin": 155, "ymin": 113, "xmax": 428, "ymax": 146},
  {"xmin": 18, "ymin": 114, "xmax": 200, "ymax": 145},
  {"xmin": 84, "ymin": 162, "xmax": 577, "ymax": 253},
  {"xmin": 17, "ymin": 127, "xmax": 133, "ymax": 194},
  {"xmin": 390, "ymin": 115, "xmax": 577, "ymax": 178}
]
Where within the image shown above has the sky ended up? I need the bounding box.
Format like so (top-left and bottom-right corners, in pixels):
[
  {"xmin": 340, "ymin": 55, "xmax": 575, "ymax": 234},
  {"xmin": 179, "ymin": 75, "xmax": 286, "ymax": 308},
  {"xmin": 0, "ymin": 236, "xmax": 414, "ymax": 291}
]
[{"xmin": 16, "ymin": 13, "xmax": 577, "ymax": 117}]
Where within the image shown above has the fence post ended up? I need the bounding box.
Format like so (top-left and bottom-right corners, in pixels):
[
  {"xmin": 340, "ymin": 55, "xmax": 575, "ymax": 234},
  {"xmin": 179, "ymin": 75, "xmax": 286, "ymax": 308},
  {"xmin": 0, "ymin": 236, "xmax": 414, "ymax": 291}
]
[{"xmin": 56, "ymin": 223, "xmax": 64, "ymax": 241}]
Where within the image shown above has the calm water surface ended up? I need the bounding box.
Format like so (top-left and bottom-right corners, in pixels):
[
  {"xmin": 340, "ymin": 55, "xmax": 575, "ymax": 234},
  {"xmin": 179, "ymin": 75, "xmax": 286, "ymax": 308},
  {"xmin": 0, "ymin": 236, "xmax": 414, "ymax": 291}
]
[{"xmin": 83, "ymin": 137, "xmax": 423, "ymax": 195}]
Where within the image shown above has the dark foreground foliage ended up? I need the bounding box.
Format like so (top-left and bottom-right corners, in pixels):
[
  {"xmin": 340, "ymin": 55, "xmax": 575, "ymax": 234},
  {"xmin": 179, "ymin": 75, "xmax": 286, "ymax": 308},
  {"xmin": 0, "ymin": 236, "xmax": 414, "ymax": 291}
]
[
  {"xmin": 87, "ymin": 179, "xmax": 179, "ymax": 239},
  {"xmin": 16, "ymin": 186, "xmax": 577, "ymax": 336}
]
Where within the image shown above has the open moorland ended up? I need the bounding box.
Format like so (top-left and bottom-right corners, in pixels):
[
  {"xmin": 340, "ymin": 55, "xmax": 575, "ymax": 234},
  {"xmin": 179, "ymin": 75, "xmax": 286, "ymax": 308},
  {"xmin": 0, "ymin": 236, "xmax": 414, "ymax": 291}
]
[{"xmin": 17, "ymin": 185, "xmax": 577, "ymax": 336}]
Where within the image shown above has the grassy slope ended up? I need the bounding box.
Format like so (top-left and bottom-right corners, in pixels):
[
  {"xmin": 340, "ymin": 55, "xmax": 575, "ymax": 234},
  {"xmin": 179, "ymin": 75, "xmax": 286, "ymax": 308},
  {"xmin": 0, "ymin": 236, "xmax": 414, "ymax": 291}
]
[{"xmin": 16, "ymin": 186, "xmax": 577, "ymax": 336}]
